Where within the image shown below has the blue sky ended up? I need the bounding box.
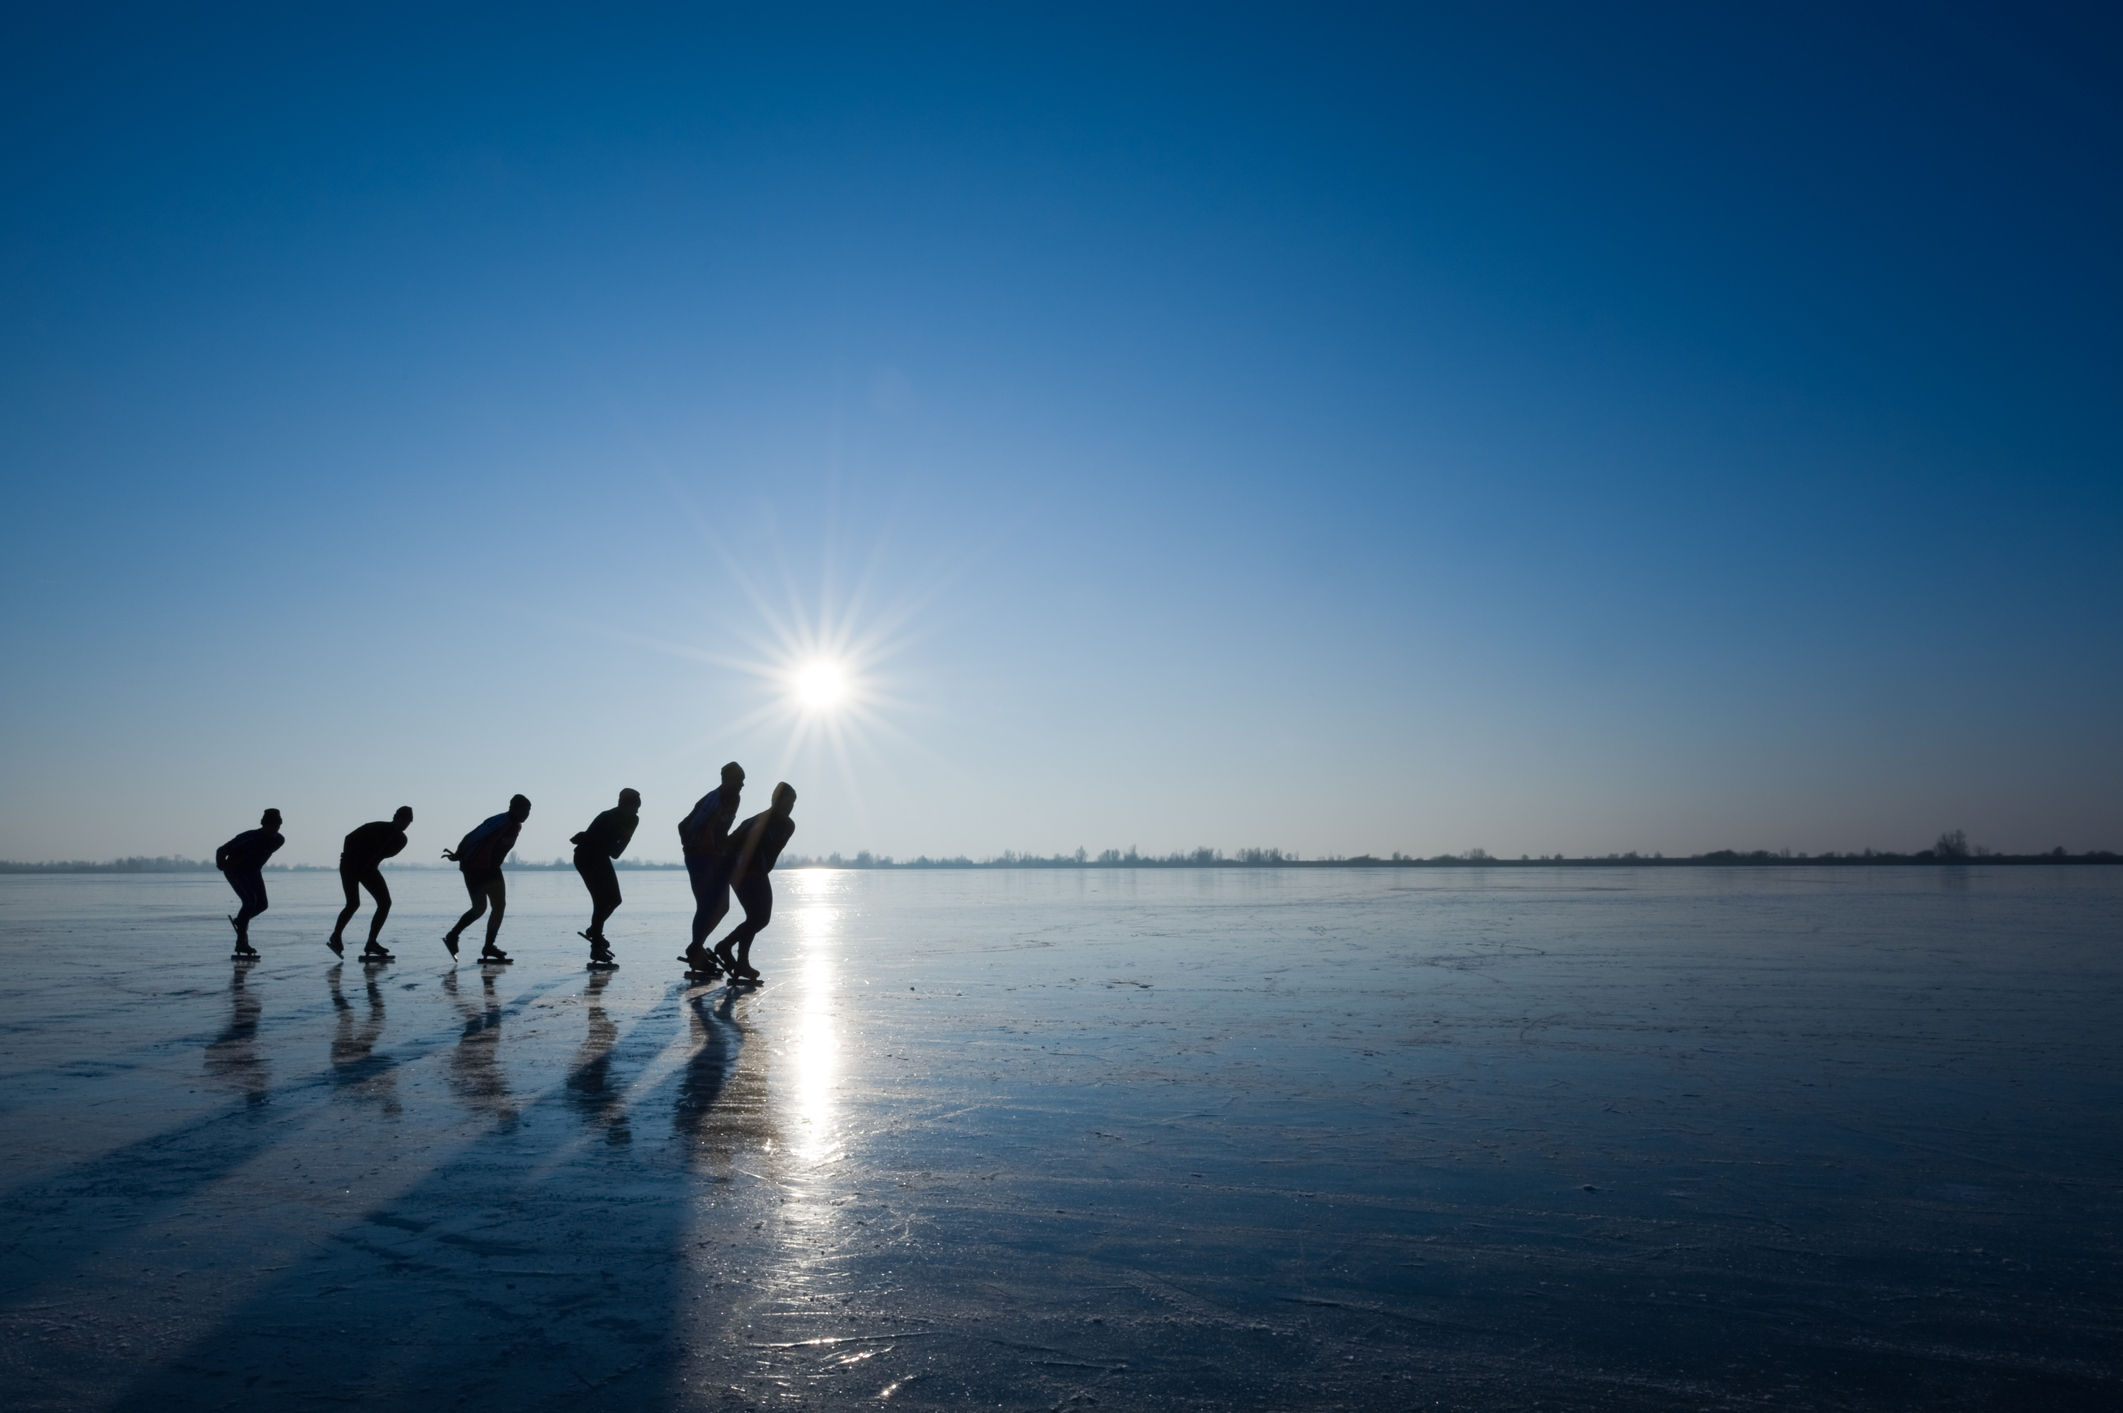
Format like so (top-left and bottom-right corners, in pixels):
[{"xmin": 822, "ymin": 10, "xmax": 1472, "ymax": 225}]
[{"xmin": 3, "ymin": 2, "xmax": 2118, "ymax": 864}]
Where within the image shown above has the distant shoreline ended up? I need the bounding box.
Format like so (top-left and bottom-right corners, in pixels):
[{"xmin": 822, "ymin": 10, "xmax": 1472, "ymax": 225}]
[{"xmin": 4, "ymin": 849, "xmax": 2117, "ymax": 875}]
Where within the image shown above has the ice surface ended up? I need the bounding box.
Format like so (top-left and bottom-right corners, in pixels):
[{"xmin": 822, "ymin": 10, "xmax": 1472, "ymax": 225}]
[{"xmin": 1, "ymin": 865, "xmax": 2118, "ymax": 1409}]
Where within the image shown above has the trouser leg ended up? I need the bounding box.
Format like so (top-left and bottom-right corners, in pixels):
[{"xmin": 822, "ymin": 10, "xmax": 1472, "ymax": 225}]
[
  {"xmin": 483, "ymin": 873, "xmax": 507, "ymax": 948},
  {"xmin": 332, "ymin": 866, "xmax": 362, "ymax": 940},
  {"xmin": 576, "ymin": 854, "xmax": 621, "ymax": 937},
  {"xmin": 726, "ymin": 876, "xmax": 773, "ymax": 971},
  {"xmin": 687, "ymin": 860, "xmax": 729, "ymax": 949},
  {"xmin": 689, "ymin": 892, "xmax": 727, "ymax": 948},
  {"xmin": 228, "ymin": 870, "xmax": 268, "ymax": 940},
  {"xmin": 449, "ymin": 871, "xmax": 489, "ymax": 939},
  {"xmin": 363, "ymin": 870, "xmax": 392, "ymax": 942}
]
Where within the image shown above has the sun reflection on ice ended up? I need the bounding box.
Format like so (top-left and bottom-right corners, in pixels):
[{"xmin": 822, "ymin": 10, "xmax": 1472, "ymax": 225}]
[
  {"xmin": 749, "ymin": 870, "xmax": 852, "ymax": 1334},
  {"xmin": 785, "ymin": 870, "xmax": 844, "ymax": 1166},
  {"xmin": 672, "ymin": 869, "xmax": 856, "ymax": 1373}
]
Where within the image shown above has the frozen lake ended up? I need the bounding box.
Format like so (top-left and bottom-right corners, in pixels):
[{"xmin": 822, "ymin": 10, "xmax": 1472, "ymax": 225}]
[{"xmin": 0, "ymin": 865, "xmax": 2117, "ymax": 1410}]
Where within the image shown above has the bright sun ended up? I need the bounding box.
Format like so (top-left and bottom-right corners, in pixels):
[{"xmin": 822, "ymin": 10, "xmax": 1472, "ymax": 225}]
[{"xmin": 794, "ymin": 661, "xmax": 847, "ymax": 710}]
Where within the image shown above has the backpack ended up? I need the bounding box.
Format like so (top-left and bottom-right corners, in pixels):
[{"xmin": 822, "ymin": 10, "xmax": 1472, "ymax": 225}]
[
  {"xmin": 455, "ymin": 815, "xmax": 501, "ymax": 867},
  {"xmin": 678, "ymin": 791, "xmax": 717, "ymax": 852}
]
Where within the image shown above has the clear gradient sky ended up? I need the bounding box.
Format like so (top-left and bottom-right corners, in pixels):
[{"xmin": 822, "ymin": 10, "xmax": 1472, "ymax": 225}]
[{"xmin": 3, "ymin": 2, "xmax": 2119, "ymax": 865}]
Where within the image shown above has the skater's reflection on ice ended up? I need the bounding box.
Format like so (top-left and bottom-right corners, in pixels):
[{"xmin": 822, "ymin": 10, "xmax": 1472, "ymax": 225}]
[
  {"xmin": 328, "ymin": 963, "xmax": 400, "ymax": 1117},
  {"xmin": 673, "ymin": 985, "xmax": 772, "ymax": 1176},
  {"xmin": 203, "ymin": 963, "xmax": 268, "ymax": 1108},
  {"xmin": 444, "ymin": 968, "xmax": 517, "ymax": 1127},
  {"xmin": 567, "ymin": 969, "xmax": 630, "ymax": 1144}
]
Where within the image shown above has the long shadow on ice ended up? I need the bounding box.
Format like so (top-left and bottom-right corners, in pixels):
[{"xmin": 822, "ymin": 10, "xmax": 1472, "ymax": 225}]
[
  {"xmin": 0, "ymin": 966, "xmax": 296, "ymax": 1309},
  {"xmin": 0, "ymin": 970, "xmax": 575, "ymax": 1314},
  {"xmin": 77, "ymin": 978, "xmax": 758, "ymax": 1413}
]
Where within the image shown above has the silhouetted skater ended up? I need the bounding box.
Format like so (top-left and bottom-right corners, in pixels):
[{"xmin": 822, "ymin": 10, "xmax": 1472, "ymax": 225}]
[
  {"xmin": 677, "ymin": 763, "xmax": 744, "ymax": 976},
  {"xmin": 715, "ymin": 783, "xmax": 797, "ymax": 983},
  {"xmin": 442, "ymin": 795, "xmax": 530, "ymax": 963},
  {"xmin": 215, "ymin": 808, "xmax": 284, "ymax": 958},
  {"xmin": 330, "ymin": 806, "xmax": 413, "ymax": 960},
  {"xmin": 572, "ymin": 788, "xmax": 640, "ymax": 966}
]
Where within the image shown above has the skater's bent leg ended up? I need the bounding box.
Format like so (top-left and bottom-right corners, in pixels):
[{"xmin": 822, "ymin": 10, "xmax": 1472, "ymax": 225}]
[
  {"xmin": 332, "ymin": 868, "xmax": 362, "ymax": 941},
  {"xmin": 229, "ymin": 871, "xmax": 269, "ymax": 941},
  {"xmin": 726, "ymin": 917, "xmax": 761, "ymax": 973},
  {"xmin": 728, "ymin": 877, "xmax": 772, "ymax": 974},
  {"xmin": 363, "ymin": 870, "xmax": 392, "ymax": 943},
  {"xmin": 449, "ymin": 872, "xmax": 489, "ymax": 939},
  {"xmin": 686, "ymin": 859, "xmax": 730, "ymax": 952},
  {"xmin": 577, "ymin": 855, "xmax": 622, "ymax": 939},
  {"xmin": 574, "ymin": 857, "xmax": 599, "ymax": 935},
  {"xmin": 730, "ymin": 882, "xmax": 771, "ymax": 942},
  {"xmin": 589, "ymin": 866, "xmax": 622, "ymax": 935},
  {"xmin": 482, "ymin": 874, "xmax": 508, "ymax": 949},
  {"xmin": 690, "ymin": 893, "xmax": 729, "ymax": 949}
]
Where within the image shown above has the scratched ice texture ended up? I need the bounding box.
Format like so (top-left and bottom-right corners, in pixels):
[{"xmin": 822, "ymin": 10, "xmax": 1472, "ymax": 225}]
[{"xmin": 0, "ymin": 865, "xmax": 2117, "ymax": 1410}]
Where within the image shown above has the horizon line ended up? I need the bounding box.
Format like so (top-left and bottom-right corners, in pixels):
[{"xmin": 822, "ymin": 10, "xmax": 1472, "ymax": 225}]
[{"xmin": 5, "ymin": 845, "xmax": 2120, "ymax": 874}]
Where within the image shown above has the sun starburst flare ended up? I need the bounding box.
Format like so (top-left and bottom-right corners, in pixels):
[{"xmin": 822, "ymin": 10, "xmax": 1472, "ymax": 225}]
[{"xmin": 567, "ymin": 484, "xmax": 988, "ymax": 849}]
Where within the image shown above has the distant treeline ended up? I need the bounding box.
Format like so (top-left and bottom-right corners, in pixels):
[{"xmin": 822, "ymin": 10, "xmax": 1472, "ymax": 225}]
[
  {"xmin": 7, "ymin": 835, "xmax": 2118, "ymax": 874},
  {"xmin": 0, "ymin": 856, "xmax": 342, "ymax": 874},
  {"xmin": 0, "ymin": 856, "xmax": 221, "ymax": 874},
  {"xmin": 765, "ymin": 844, "xmax": 2123, "ymax": 869}
]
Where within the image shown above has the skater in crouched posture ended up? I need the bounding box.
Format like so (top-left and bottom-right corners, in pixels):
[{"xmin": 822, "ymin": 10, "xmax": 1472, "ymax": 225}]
[
  {"xmin": 572, "ymin": 788, "xmax": 640, "ymax": 967},
  {"xmin": 216, "ymin": 808, "xmax": 284, "ymax": 958},
  {"xmin": 442, "ymin": 795, "xmax": 530, "ymax": 963},
  {"xmin": 715, "ymin": 783, "xmax": 796, "ymax": 983},
  {"xmin": 677, "ymin": 763, "xmax": 744, "ymax": 976},
  {"xmin": 330, "ymin": 806, "xmax": 413, "ymax": 960}
]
